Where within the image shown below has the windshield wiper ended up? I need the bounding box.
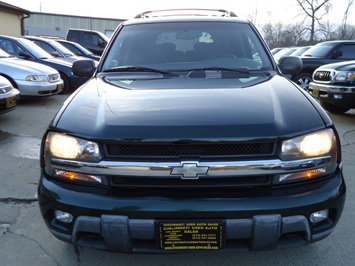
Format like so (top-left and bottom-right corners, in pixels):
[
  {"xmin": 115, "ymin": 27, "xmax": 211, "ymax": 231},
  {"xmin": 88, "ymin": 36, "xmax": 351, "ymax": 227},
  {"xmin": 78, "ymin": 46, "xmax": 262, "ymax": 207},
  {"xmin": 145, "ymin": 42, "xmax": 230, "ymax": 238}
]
[
  {"xmin": 103, "ymin": 66, "xmax": 178, "ymax": 76},
  {"xmin": 187, "ymin": 67, "xmax": 251, "ymax": 74},
  {"xmin": 185, "ymin": 67, "xmax": 271, "ymax": 78}
]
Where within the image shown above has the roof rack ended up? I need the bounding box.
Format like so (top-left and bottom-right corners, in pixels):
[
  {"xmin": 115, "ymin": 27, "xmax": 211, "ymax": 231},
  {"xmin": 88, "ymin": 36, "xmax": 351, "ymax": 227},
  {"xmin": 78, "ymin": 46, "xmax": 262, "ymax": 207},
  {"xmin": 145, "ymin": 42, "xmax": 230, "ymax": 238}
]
[{"xmin": 134, "ymin": 9, "xmax": 237, "ymax": 19}]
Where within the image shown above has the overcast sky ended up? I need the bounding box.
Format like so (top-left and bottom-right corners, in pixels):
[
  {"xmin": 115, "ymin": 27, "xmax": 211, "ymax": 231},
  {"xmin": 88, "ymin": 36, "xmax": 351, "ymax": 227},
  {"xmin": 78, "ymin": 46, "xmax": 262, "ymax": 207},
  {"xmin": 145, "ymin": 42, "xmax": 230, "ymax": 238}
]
[{"xmin": 4, "ymin": 0, "xmax": 353, "ymax": 24}]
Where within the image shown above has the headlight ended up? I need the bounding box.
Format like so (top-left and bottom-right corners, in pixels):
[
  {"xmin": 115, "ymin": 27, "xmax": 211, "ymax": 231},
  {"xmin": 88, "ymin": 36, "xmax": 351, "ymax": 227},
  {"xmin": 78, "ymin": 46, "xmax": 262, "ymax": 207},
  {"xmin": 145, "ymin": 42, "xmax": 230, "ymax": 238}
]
[
  {"xmin": 25, "ymin": 75, "xmax": 48, "ymax": 82},
  {"xmin": 275, "ymin": 129, "xmax": 337, "ymax": 184},
  {"xmin": 46, "ymin": 132, "xmax": 101, "ymax": 162},
  {"xmin": 281, "ymin": 129, "xmax": 335, "ymax": 160},
  {"xmin": 334, "ymin": 71, "xmax": 355, "ymax": 82}
]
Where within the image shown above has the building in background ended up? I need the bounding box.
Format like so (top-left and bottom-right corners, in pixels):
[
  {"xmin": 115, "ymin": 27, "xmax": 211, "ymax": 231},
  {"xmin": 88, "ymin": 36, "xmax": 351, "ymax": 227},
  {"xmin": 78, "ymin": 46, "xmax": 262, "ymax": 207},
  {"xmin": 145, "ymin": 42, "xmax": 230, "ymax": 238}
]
[
  {"xmin": 0, "ymin": 2, "xmax": 124, "ymax": 38},
  {"xmin": 0, "ymin": 1, "xmax": 31, "ymax": 36},
  {"xmin": 23, "ymin": 12, "xmax": 125, "ymax": 38}
]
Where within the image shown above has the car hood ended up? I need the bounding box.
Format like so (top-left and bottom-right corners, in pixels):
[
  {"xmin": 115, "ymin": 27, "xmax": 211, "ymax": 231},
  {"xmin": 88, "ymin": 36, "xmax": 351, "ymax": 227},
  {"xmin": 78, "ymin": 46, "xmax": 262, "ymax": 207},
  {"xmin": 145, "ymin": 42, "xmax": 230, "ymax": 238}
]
[
  {"xmin": 54, "ymin": 75, "xmax": 326, "ymax": 141},
  {"xmin": 58, "ymin": 55, "xmax": 88, "ymax": 63},
  {"xmin": 317, "ymin": 60, "xmax": 355, "ymax": 71},
  {"xmin": 0, "ymin": 57, "xmax": 58, "ymax": 75},
  {"xmin": 41, "ymin": 57, "xmax": 73, "ymax": 68}
]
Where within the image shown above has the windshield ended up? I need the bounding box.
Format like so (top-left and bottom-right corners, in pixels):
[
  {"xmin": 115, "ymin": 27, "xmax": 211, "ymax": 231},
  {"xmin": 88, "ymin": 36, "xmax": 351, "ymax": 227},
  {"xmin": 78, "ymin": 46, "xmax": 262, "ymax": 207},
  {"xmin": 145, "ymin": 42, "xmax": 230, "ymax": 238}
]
[
  {"xmin": 301, "ymin": 43, "xmax": 337, "ymax": 57},
  {"xmin": 102, "ymin": 21, "xmax": 272, "ymax": 72},
  {"xmin": 0, "ymin": 48, "xmax": 11, "ymax": 58},
  {"xmin": 49, "ymin": 40, "xmax": 75, "ymax": 56},
  {"xmin": 17, "ymin": 38, "xmax": 54, "ymax": 59}
]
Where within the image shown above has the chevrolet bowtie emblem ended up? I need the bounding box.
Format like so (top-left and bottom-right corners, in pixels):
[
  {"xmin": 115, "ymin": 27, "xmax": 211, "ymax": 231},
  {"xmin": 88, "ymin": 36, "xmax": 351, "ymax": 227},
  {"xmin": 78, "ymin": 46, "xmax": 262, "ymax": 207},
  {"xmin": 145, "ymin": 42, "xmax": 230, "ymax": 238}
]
[{"xmin": 171, "ymin": 162, "xmax": 209, "ymax": 179}]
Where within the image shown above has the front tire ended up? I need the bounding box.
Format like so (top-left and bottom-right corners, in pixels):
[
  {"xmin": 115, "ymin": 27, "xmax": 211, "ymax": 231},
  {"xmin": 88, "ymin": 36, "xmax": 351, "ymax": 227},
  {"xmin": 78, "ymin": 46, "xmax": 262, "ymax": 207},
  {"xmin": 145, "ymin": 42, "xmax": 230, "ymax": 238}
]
[
  {"xmin": 320, "ymin": 100, "xmax": 350, "ymax": 114},
  {"xmin": 59, "ymin": 73, "xmax": 70, "ymax": 94},
  {"xmin": 292, "ymin": 73, "xmax": 312, "ymax": 91}
]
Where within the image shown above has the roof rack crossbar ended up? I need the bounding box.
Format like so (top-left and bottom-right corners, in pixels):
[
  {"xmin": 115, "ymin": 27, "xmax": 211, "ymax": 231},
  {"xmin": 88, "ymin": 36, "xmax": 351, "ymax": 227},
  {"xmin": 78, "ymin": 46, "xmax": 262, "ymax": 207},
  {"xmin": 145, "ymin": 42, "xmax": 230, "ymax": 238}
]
[{"xmin": 134, "ymin": 9, "xmax": 237, "ymax": 19}]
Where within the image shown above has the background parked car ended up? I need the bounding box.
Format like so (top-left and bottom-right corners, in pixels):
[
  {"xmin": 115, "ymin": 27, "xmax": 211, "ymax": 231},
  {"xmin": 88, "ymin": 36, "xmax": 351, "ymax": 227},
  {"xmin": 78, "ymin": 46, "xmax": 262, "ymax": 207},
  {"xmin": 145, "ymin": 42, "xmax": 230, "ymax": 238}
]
[
  {"xmin": 309, "ymin": 60, "xmax": 355, "ymax": 114},
  {"xmin": 56, "ymin": 39, "xmax": 101, "ymax": 61},
  {"xmin": 22, "ymin": 36, "xmax": 88, "ymax": 63},
  {"xmin": 273, "ymin": 47, "xmax": 298, "ymax": 63},
  {"xmin": 270, "ymin": 47, "xmax": 285, "ymax": 55},
  {"xmin": 0, "ymin": 48, "xmax": 63, "ymax": 96},
  {"xmin": 0, "ymin": 35, "xmax": 91, "ymax": 93},
  {"xmin": 291, "ymin": 40, "xmax": 355, "ymax": 90},
  {"xmin": 0, "ymin": 75, "xmax": 20, "ymax": 114},
  {"xmin": 66, "ymin": 28, "xmax": 109, "ymax": 55},
  {"xmin": 289, "ymin": 46, "xmax": 312, "ymax": 57}
]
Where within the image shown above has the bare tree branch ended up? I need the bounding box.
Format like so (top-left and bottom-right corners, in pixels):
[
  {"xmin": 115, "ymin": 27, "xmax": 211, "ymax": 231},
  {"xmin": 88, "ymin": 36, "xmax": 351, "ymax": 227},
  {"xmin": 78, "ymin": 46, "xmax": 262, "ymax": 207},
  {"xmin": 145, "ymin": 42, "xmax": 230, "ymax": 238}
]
[{"xmin": 296, "ymin": 0, "xmax": 332, "ymax": 42}]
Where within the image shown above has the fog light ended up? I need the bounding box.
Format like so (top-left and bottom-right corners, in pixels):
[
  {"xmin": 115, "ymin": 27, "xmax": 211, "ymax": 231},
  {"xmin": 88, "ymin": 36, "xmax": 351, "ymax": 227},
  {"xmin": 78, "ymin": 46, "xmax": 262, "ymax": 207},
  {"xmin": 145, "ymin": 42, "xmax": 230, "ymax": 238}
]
[
  {"xmin": 333, "ymin": 94, "xmax": 343, "ymax": 99},
  {"xmin": 55, "ymin": 210, "xmax": 73, "ymax": 223},
  {"xmin": 310, "ymin": 209, "xmax": 329, "ymax": 224}
]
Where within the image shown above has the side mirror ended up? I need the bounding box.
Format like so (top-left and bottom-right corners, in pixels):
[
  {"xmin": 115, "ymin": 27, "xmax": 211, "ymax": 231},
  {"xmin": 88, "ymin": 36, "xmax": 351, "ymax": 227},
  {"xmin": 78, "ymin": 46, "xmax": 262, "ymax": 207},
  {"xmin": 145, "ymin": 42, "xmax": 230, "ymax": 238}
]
[
  {"xmin": 278, "ymin": 56, "xmax": 303, "ymax": 75},
  {"xmin": 98, "ymin": 39, "xmax": 107, "ymax": 47},
  {"xmin": 73, "ymin": 59, "xmax": 96, "ymax": 77},
  {"xmin": 51, "ymin": 51, "xmax": 61, "ymax": 57},
  {"xmin": 18, "ymin": 51, "xmax": 32, "ymax": 59}
]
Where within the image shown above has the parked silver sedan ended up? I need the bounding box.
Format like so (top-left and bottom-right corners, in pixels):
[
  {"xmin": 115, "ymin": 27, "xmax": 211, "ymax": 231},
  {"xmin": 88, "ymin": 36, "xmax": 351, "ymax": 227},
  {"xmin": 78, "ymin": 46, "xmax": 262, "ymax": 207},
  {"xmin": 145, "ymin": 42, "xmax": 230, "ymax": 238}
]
[
  {"xmin": 0, "ymin": 75, "xmax": 20, "ymax": 114},
  {"xmin": 0, "ymin": 49, "xmax": 63, "ymax": 96}
]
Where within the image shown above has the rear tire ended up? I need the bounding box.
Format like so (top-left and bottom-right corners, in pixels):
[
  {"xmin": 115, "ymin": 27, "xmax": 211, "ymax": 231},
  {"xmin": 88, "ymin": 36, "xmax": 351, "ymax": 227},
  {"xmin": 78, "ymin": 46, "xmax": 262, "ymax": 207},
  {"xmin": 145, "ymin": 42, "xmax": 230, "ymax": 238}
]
[{"xmin": 320, "ymin": 100, "xmax": 350, "ymax": 114}]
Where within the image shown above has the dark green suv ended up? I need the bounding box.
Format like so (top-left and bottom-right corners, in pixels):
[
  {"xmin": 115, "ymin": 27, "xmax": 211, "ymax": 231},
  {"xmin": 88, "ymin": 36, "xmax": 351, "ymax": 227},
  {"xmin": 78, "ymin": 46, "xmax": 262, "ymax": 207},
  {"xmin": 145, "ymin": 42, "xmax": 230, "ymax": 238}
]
[{"xmin": 38, "ymin": 9, "xmax": 346, "ymax": 253}]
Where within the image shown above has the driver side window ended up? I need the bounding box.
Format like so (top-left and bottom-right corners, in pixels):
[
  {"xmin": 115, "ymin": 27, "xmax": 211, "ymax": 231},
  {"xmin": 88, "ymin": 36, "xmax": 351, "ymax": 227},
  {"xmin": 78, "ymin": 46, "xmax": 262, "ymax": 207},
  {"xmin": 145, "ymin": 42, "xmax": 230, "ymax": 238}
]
[{"xmin": 338, "ymin": 44, "xmax": 355, "ymax": 59}]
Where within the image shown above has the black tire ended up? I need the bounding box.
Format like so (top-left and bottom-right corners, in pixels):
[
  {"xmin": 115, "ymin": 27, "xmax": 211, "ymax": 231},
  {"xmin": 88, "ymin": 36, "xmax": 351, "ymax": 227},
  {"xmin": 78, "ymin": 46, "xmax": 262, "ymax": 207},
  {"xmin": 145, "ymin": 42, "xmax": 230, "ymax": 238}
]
[
  {"xmin": 59, "ymin": 73, "xmax": 70, "ymax": 94},
  {"xmin": 320, "ymin": 100, "xmax": 350, "ymax": 114},
  {"xmin": 292, "ymin": 73, "xmax": 312, "ymax": 91}
]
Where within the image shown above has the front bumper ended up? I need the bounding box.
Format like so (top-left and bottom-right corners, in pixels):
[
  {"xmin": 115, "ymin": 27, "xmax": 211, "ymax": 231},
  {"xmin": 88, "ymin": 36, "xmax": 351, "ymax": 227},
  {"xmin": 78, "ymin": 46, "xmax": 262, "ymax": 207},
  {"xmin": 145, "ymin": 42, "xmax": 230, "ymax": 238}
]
[
  {"xmin": 15, "ymin": 80, "xmax": 64, "ymax": 96},
  {"xmin": 38, "ymin": 169, "xmax": 346, "ymax": 253},
  {"xmin": 309, "ymin": 82, "xmax": 355, "ymax": 108},
  {"xmin": 0, "ymin": 88, "xmax": 20, "ymax": 113}
]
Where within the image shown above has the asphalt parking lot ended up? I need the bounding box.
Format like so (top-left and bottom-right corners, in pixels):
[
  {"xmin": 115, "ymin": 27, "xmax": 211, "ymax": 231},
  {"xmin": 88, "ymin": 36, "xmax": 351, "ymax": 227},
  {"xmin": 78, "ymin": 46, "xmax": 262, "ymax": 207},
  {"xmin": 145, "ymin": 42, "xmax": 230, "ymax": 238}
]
[{"xmin": 0, "ymin": 94, "xmax": 354, "ymax": 266}]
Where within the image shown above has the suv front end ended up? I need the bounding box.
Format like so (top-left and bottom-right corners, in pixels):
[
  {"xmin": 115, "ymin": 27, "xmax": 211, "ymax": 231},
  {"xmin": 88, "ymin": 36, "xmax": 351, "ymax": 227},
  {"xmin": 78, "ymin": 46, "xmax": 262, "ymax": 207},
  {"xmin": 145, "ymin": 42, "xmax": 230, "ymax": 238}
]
[
  {"xmin": 309, "ymin": 60, "xmax": 355, "ymax": 114},
  {"xmin": 37, "ymin": 9, "xmax": 346, "ymax": 253}
]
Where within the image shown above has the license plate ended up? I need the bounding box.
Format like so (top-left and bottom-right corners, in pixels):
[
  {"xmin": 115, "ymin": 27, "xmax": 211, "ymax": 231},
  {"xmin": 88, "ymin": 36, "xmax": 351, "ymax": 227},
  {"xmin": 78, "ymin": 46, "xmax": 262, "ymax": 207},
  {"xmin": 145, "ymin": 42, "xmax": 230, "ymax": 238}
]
[
  {"xmin": 5, "ymin": 97, "xmax": 16, "ymax": 109},
  {"xmin": 157, "ymin": 221, "xmax": 225, "ymax": 251},
  {"xmin": 311, "ymin": 88, "xmax": 319, "ymax": 98},
  {"xmin": 57, "ymin": 84, "xmax": 63, "ymax": 92}
]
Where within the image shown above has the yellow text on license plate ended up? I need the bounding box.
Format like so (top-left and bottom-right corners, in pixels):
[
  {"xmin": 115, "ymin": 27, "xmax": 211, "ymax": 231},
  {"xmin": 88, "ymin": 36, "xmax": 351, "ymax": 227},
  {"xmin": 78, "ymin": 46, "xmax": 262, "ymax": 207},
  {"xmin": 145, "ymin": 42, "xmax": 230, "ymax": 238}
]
[
  {"xmin": 311, "ymin": 88, "xmax": 319, "ymax": 98},
  {"xmin": 6, "ymin": 97, "xmax": 16, "ymax": 109},
  {"xmin": 158, "ymin": 221, "xmax": 225, "ymax": 251}
]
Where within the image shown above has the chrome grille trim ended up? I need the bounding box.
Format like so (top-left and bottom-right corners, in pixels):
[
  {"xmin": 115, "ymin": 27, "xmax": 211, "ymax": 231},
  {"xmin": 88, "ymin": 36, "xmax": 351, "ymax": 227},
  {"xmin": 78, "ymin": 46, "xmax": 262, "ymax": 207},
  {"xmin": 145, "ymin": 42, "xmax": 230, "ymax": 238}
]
[
  {"xmin": 313, "ymin": 70, "xmax": 332, "ymax": 82},
  {"xmin": 50, "ymin": 156, "xmax": 332, "ymax": 177}
]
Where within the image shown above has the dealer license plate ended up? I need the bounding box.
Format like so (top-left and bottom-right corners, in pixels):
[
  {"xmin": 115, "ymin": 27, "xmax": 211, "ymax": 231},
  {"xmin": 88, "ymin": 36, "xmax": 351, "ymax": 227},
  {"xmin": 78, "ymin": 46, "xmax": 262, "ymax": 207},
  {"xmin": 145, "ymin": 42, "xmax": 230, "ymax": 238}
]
[
  {"xmin": 157, "ymin": 221, "xmax": 225, "ymax": 251},
  {"xmin": 57, "ymin": 84, "xmax": 63, "ymax": 92},
  {"xmin": 311, "ymin": 88, "xmax": 319, "ymax": 98},
  {"xmin": 5, "ymin": 97, "xmax": 16, "ymax": 109}
]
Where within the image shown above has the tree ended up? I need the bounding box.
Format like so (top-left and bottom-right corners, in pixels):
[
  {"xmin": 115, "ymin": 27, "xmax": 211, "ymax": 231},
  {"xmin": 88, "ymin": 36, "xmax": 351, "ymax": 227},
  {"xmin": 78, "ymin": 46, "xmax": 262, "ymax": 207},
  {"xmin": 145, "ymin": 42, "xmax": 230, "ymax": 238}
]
[
  {"xmin": 296, "ymin": 0, "xmax": 332, "ymax": 42},
  {"xmin": 340, "ymin": 0, "xmax": 354, "ymax": 39}
]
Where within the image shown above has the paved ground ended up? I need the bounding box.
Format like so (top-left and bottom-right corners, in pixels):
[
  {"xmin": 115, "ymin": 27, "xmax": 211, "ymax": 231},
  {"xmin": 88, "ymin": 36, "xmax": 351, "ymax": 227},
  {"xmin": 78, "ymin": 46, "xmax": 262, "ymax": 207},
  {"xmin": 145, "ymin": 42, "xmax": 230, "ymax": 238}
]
[{"xmin": 0, "ymin": 94, "xmax": 354, "ymax": 266}]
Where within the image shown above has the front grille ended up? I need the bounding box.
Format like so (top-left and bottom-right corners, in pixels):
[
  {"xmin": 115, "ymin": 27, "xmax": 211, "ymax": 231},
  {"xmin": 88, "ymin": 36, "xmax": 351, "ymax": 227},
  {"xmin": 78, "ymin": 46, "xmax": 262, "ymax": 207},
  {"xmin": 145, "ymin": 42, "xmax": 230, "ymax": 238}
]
[
  {"xmin": 105, "ymin": 142, "xmax": 275, "ymax": 159},
  {"xmin": 110, "ymin": 175, "xmax": 271, "ymax": 188},
  {"xmin": 313, "ymin": 70, "xmax": 331, "ymax": 82},
  {"xmin": 38, "ymin": 88, "xmax": 59, "ymax": 95}
]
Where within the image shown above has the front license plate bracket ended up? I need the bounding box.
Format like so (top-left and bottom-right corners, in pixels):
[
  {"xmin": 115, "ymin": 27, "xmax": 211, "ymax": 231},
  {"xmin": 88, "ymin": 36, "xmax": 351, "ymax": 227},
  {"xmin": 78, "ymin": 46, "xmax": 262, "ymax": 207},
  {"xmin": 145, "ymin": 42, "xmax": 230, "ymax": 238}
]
[
  {"xmin": 157, "ymin": 220, "xmax": 225, "ymax": 251},
  {"xmin": 311, "ymin": 88, "xmax": 319, "ymax": 98},
  {"xmin": 5, "ymin": 97, "xmax": 16, "ymax": 109}
]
